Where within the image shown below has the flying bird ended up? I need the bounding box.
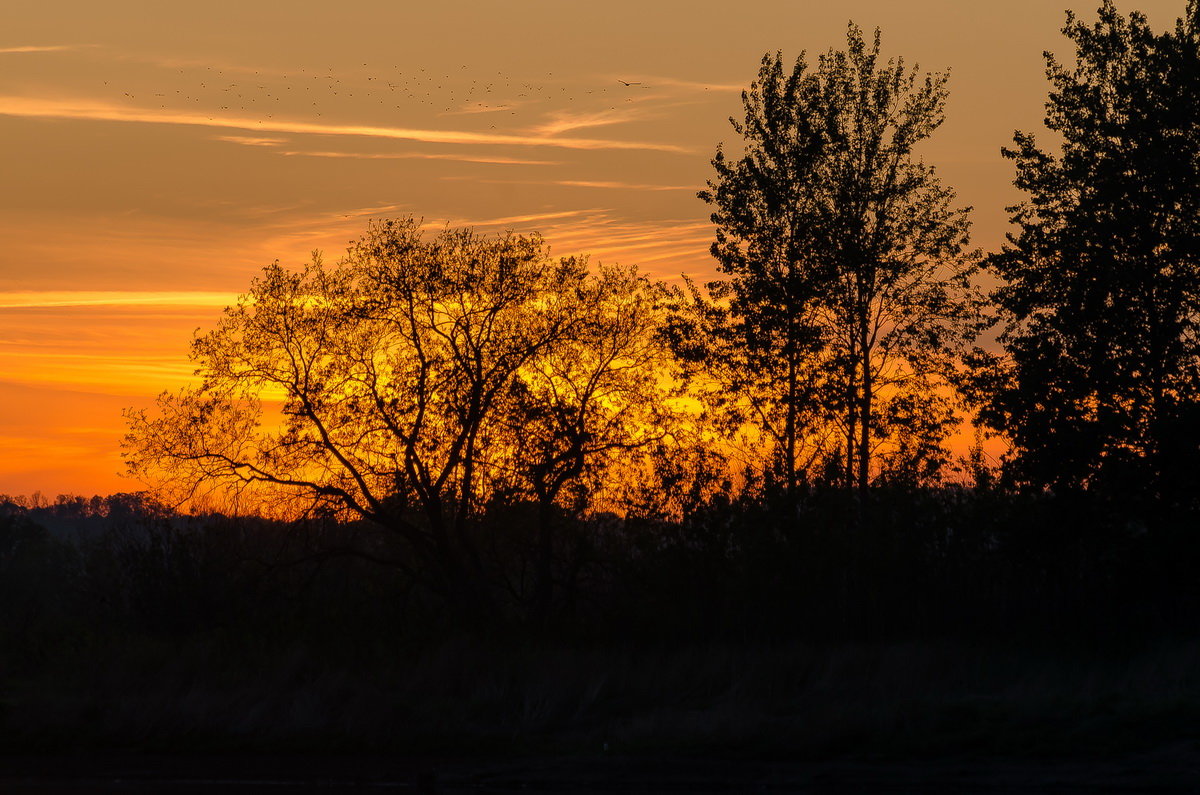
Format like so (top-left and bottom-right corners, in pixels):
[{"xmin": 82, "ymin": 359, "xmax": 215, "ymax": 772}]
[{"xmin": 617, "ymin": 79, "xmax": 642, "ymax": 86}]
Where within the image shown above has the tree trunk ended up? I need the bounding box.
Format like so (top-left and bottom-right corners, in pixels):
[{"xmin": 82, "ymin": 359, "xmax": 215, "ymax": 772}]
[
  {"xmin": 858, "ymin": 329, "xmax": 872, "ymax": 503},
  {"xmin": 785, "ymin": 345, "xmax": 798, "ymax": 497},
  {"xmin": 845, "ymin": 332, "xmax": 859, "ymax": 496}
]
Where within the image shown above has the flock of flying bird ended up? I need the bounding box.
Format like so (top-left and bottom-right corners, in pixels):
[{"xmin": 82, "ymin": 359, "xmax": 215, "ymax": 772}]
[{"xmin": 105, "ymin": 64, "xmax": 652, "ymax": 126}]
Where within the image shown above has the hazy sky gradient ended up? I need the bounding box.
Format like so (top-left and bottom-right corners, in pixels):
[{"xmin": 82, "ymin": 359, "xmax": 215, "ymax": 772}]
[{"xmin": 1, "ymin": 0, "xmax": 1189, "ymax": 495}]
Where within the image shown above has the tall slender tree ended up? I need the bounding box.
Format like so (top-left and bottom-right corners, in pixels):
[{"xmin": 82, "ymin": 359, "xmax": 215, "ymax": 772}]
[
  {"xmin": 698, "ymin": 23, "xmax": 980, "ymax": 499},
  {"xmin": 970, "ymin": 1, "xmax": 1200, "ymax": 507}
]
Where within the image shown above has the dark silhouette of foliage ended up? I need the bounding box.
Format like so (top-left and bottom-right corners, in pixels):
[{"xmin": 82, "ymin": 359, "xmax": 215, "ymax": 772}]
[
  {"xmin": 492, "ymin": 261, "xmax": 676, "ymax": 622},
  {"xmin": 970, "ymin": 1, "xmax": 1200, "ymax": 509},
  {"xmin": 694, "ymin": 23, "xmax": 982, "ymax": 500},
  {"xmin": 123, "ymin": 219, "xmax": 675, "ymax": 618}
]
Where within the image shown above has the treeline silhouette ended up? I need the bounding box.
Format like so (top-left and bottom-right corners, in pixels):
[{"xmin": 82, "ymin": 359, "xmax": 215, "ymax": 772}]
[
  {"xmin": 4, "ymin": 2, "xmax": 1200, "ymax": 758},
  {"xmin": 2, "ymin": 471, "xmax": 1196, "ymax": 658}
]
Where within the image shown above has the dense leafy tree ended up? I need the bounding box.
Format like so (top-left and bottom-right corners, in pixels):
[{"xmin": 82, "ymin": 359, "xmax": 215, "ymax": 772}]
[
  {"xmin": 493, "ymin": 262, "xmax": 674, "ymax": 620},
  {"xmin": 696, "ymin": 24, "xmax": 980, "ymax": 499},
  {"xmin": 971, "ymin": 1, "xmax": 1200, "ymax": 506},
  {"xmin": 124, "ymin": 219, "xmax": 673, "ymax": 612}
]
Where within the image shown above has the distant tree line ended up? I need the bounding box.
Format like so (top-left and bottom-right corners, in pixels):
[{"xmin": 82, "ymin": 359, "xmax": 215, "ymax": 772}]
[{"xmin": 102, "ymin": 1, "xmax": 1200, "ymax": 631}]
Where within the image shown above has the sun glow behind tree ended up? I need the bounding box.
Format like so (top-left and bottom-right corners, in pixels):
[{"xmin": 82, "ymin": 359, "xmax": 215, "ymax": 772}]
[{"xmin": 124, "ymin": 219, "xmax": 680, "ymax": 607}]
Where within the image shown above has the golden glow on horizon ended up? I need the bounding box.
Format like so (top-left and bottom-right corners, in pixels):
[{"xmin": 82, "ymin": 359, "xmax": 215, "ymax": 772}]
[{"xmin": 0, "ymin": 290, "xmax": 236, "ymax": 309}]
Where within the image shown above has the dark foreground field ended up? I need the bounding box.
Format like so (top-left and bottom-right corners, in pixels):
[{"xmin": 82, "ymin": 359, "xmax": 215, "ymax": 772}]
[
  {"xmin": 3, "ymin": 743, "xmax": 1200, "ymax": 792},
  {"xmin": 4, "ymin": 639, "xmax": 1200, "ymax": 792},
  {"xmin": 5, "ymin": 494, "xmax": 1200, "ymax": 791}
]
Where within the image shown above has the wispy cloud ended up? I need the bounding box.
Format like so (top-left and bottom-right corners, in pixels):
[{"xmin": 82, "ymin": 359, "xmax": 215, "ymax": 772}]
[
  {"xmin": 280, "ymin": 149, "xmax": 560, "ymax": 166},
  {"xmin": 257, "ymin": 208, "xmax": 610, "ymax": 259},
  {"xmin": 615, "ymin": 75, "xmax": 743, "ymax": 93},
  {"xmin": 0, "ymin": 349, "xmax": 197, "ymax": 395},
  {"xmin": 401, "ymin": 207, "xmax": 715, "ymax": 278},
  {"xmin": 445, "ymin": 103, "xmax": 519, "ymax": 116},
  {"xmin": 334, "ymin": 204, "xmax": 408, "ymax": 221},
  {"xmin": 442, "ymin": 176, "xmax": 694, "ymax": 191},
  {"xmin": 0, "ymin": 291, "xmax": 235, "ymax": 309},
  {"xmin": 250, "ymin": 203, "xmax": 415, "ymax": 253},
  {"xmin": 508, "ymin": 213, "xmax": 714, "ymax": 277},
  {"xmin": 0, "ymin": 96, "xmax": 695, "ymax": 153},
  {"xmin": 0, "ymin": 44, "xmax": 92, "ymax": 54},
  {"xmin": 215, "ymin": 135, "xmax": 288, "ymax": 147},
  {"xmin": 106, "ymin": 51, "xmax": 294, "ymax": 78},
  {"xmin": 559, "ymin": 179, "xmax": 694, "ymax": 191},
  {"xmin": 532, "ymin": 107, "xmax": 644, "ymax": 136},
  {"xmin": 436, "ymin": 209, "xmax": 602, "ymax": 229}
]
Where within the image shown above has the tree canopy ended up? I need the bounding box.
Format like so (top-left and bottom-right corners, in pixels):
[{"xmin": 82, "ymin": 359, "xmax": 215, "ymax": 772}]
[
  {"xmin": 124, "ymin": 219, "xmax": 674, "ymax": 608},
  {"xmin": 692, "ymin": 23, "xmax": 981, "ymax": 499},
  {"xmin": 971, "ymin": 1, "xmax": 1200, "ymax": 508}
]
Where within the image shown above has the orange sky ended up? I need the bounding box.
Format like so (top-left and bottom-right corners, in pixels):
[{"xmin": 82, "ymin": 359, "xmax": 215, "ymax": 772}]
[{"xmin": 1, "ymin": 0, "xmax": 1188, "ymax": 496}]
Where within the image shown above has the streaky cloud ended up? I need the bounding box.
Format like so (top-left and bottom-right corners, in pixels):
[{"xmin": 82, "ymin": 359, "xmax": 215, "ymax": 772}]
[
  {"xmin": 445, "ymin": 103, "xmax": 519, "ymax": 116},
  {"xmin": 0, "ymin": 291, "xmax": 236, "ymax": 309},
  {"xmin": 0, "ymin": 44, "xmax": 93, "ymax": 54},
  {"xmin": 608, "ymin": 74, "xmax": 743, "ymax": 93},
  {"xmin": 0, "ymin": 96, "xmax": 695, "ymax": 154},
  {"xmin": 434, "ymin": 209, "xmax": 604, "ymax": 229},
  {"xmin": 215, "ymin": 135, "xmax": 288, "ymax": 147},
  {"xmin": 442, "ymin": 176, "xmax": 694, "ymax": 191},
  {"xmin": 557, "ymin": 180, "xmax": 694, "ymax": 191},
  {"xmin": 281, "ymin": 149, "xmax": 560, "ymax": 166},
  {"xmin": 104, "ymin": 51, "xmax": 295, "ymax": 78},
  {"xmin": 532, "ymin": 107, "xmax": 645, "ymax": 136},
  {"xmin": 332, "ymin": 203, "xmax": 409, "ymax": 221}
]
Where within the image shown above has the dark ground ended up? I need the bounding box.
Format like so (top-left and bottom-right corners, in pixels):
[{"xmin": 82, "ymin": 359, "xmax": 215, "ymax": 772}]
[
  {"xmin": 4, "ymin": 744, "xmax": 1200, "ymax": 793},
  {"xmin": 6, "ymin": 636, "xmax": 1200, "ymax": 792},
  {"xmin": 6, "ymin": 498, "xmax": 1200, "ymax": 791}
]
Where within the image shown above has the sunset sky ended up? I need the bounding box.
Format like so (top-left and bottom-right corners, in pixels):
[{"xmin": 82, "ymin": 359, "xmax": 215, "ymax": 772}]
[{"xmin": 1, "ymin": 0, "xmax": 1187, "ymax": 497}]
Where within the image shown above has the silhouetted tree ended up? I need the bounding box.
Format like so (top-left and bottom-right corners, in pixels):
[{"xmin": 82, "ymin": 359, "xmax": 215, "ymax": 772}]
[
  {"xmin": 969, "ymin": 2, "xmax": 1200, "ymax": 508},
  {"xmin": 124, "ymin": 219, "xmax": 675, "ymax": 614},
  {"xmin": 664, "ymin": 276, "xmax": 826, "ymax": 497},
  {"xmin": 698, "ymin": 23, "xmax": 980, "ymax": 501},
  {"xmin": 492, "ymin": 263, "xmax": 676, "ymax": 622}
]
